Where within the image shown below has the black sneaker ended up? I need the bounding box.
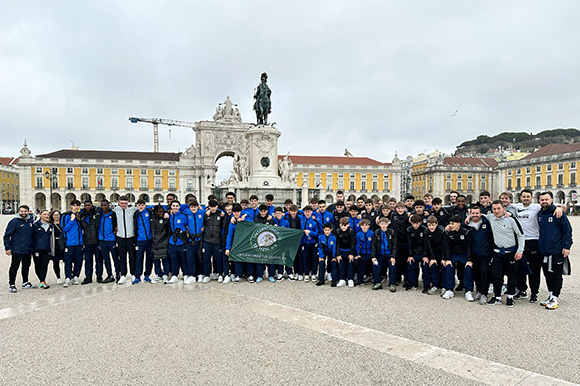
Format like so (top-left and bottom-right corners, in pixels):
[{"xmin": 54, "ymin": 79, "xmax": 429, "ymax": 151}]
[
  {"xmin": 506, "ymin": 297, "xmax": 514, "ymax": 308},
  {"xmin": 389, "ymin": 285, "xmax": 396, "ymax": 292},
  {"xmin": 97, "ymin": 277, "xmax": 104, "ymax": 283},
  {"xmin": 405, "ymin": 286, "xmax": 417, "ymax": 291},
  {"xmin": 372, "ymin": 283, "xmax": 382, "ymax": 290},
  {"xmin": 103, "ymin": 276, "xmax": 115, "ymax": 284},
  {"xmin": 422, "ymin": 288, "xmax": 429, "ymax": 294},
  {"xmin": 529, "ymin": 293, "xmax": 538, "ymax": 303},
  {"xmin": 316, "ymin": 280, "xmax": 325, "ymax": 286},
  {"xmin": 81, "ymin": 278, "xmax": 92, "ymax": 285},
  {"xmin": 487, "ymin": 297, "xmax": 502, "ymax": 306},
  {"xmin": 514, "ymin": 291, "xmax": 528, "ymax": 300},
  {"xmin": 331, "ymin": 280, "xmax": 337, "ymax": 287}
]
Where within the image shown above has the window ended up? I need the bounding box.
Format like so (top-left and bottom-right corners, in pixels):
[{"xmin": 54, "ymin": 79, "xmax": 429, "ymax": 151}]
[
  {"xmin": 315, "ymin": 172, "xmax": 320, "ymax": 179},
  {"xmin": 82, "ymin": 168, "xmax": 88, "ymax": 174},
  {"xmin": 536, "ymin": 166, "xmax": 541, "ymax": 173},
  {"xmin": 67, "ymin": 168, "xmax": 73, "ymax": 174},
  {"xmin": 350, "ymin": 173, "xmax": 355, "ymax": 179},
  {"xmin": 526, "ymin": 176, "xmax": 531, "ymax": 187},
  {"xmin": 338, "ymin": 180, "xmax": 344, "ymax": 190},
  {"xmin": 97, "ymin": 168, "xmax": 103, "ymax": 174},
  {"xmin": 126, "ymin": 169, "xmax": 132, "ymax": 175},
  {"xmin": 155, "ymin": 178, "xmax": 162, "ymax": 190},
  {"xmin": 112, "ymin": 169, "xmax": 118, "ymax": 175},
  {"xmin": 96, "ymin": 176, "xmax": 104, "ymax": 189},
  {"xmin": 526, "ymin": 167, "xmax": 531, "ymax": 174},
  {"xmin": 169, "ymin": 170, "xmax": 176, "ymax": 176},
  {"xmin": 457, "ymin": 181, "xmax": 462, "ymax": 190},
  {"xmin": 571, "ymin": 172, "xmax": 576, "ymax": 185},
  {"xmin": 508, "ymin": 170, "xmax": 512, "ymax": 176},
  {"xmin": 52, "ymin": 167, "xmax": 58, "ymax": 174},
  {"xmin": 169, "ymin": 178, "xmax": 176, "ymax": 190},
  {"xmin": 571, "ymin": 161, "xmax": 577, "ymax": 169},
  {"xmin": 467, "ymin": 181, "xmax": 473, "ymax": 191},
  {"xmin": 338, "ymin": 173, "xmax": 344, "ymax": 178},
  {"xmin": 36, "ymin": 167, "xmax": 42, "ymax": 173},
  {"xmin": 361, "ymin": 181, "xmax": 366, "ymax": 191},
  {"xmin": 126, "ymin": 177, "xmax": 133, "ymax": 189},
  {"xmin": 481, "ymin": 174, "xmax": 486, "ymax": 180},
  {"xmin": 547, "ymin": 175, "xmax": 552, "ymax": 187},
  {"xmin": 140, "ymin": 169, "xmax": 147, "ymax": 175},
  {"xmin": 558, "ymin": 174, "xmax": 564, "ymax": 186},
  {"xmin": 547, "ymin": 165, "xmax": 552, "ymax": 171},
  {"xmin": 507, "ymin": 179, "xmax": 512, "ymax": 189},
  {"xmin": 373, "ymin": 181, "xmax": 378, "ymax": 191},
  {"xmin": 558, "ymin": 163, "xmax": 564, "ymax": 170},
  {"xmin": 480, "ymin": 181, "xmax": 486, "ymax": 190},
  {"xmin": 349, "ymin": 180, "xmax": 355, "ymax": 191},
  {"xmin": 155, "ymin": 169, "xmax": 161, "ymax": 176},
  {"xmin": 139, "ymin": 177, "xmax": 147, "ymax": 190},
  {"xmin": 536, "ymin": 176, "xmax": 541, "ymax": 187},
  {"xmin": 82, "ymin": 176, "xmax": 89, "ymax": 189},
  {"xmin": 446, "ymin": 174, "xmax": 451, "ymax": 179},
  {"xmin": 516, "ymin": 169, "xmax": 521, "ymax": 175},
  {"xmin": 446, "ymin": 181, "xmax": 452, "ymax": 190},
  {"xmin": 516, "ymin": 178, "xmax": 521, "ymax": 189},
  {"xmin": 111, "ymin": 177, "xmax": 119, "ymax": 189},
  {"xmin": 67, "ymin": 177, "xmax": 74, "ymax": 189},
  {"xmin": 468, "ymin": 174, "xmax": 473, "ymax": 179},
  {"xmin": 186, "ymin": 179, "xmax": 193, "ymax": 190},
  {"xmin": 35, "ymin": 176, "xmax": 43, "ymax": 189}
]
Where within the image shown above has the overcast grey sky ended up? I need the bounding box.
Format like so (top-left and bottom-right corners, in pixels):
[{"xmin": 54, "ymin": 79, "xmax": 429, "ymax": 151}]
[{"xmin": 2, "ymin": 1, "xmax": 579, "ymax": 180}]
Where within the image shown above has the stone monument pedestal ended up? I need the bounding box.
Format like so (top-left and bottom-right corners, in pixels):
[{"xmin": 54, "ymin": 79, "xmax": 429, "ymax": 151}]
[{"xmin": 246, "ymin": 125, "xmax": 282, "ymax": 188}]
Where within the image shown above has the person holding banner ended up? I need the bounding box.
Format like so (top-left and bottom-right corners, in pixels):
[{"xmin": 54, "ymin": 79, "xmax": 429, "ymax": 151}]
[
  {"xmin": 225, "ymin": 204, "xmax": 253, "ymax": 283},
  {"xmin": 301, "ymin": 206, "xmax": 322, "ymax": 282},
  {"xmin": 272, "ymin": 207, "xmax": 290, "ymax": 281},
  {"xmin": 254, "ymin": 204, "xmax": 274, "ymax": 283}
]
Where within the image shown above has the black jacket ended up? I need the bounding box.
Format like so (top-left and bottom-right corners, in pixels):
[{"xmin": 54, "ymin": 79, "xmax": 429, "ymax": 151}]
[
  {"xmin": 204, "ymin": 210, "xmax": 225, "ymax": 245},
  {"xmin": 425, "ymin": 225, "xmax": 447, "ymax": 260},
  {"xmin": 430, "ymin": 207, "xmax": 451, "ymax": 228},
  {"xmin": 254, "ymin": 213, "xmax": 274, "ymax": 225},
  {"xmin": 336, "ymin": 228, "xmax": 356, "ymax": 255},
  {"xmin": 80, "ymin": 207, "xmax": 99, "ymax": 246},
  {"xmin": 444, "ymin": 228, "xmax": 472, "ymax": 262},
  {"xmin": 407, "ymin": 225, "xmax": 427, "ymax": 256},
  {"xmin": 371, "ymin": 228, "xmax": 397, "ymax": 258},
  {"xmin": 151, "ymin": 214, "xmax": 170, "ymax": 260},
  {"xmin": 390, "ymin": 212, "xmax": 410, "ymax": 245},
  {"xmin": 360, "ymin": 209, "xmax": 379, "ymax": 231}
]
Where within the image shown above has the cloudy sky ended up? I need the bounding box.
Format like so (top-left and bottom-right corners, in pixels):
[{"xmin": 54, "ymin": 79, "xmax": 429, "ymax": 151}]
[{"xmin": 2, "ymin": 1, "xmax": 579, "ymax": 181}]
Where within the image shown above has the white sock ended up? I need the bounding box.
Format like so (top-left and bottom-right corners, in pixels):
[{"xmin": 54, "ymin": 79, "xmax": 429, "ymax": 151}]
[
  {"xmin": 549, "ymin": 291, "xmax": 553, "ymax": 298},
  {"xmin": 507, "ymin": 295, "xmax": 513, "ymax": 299},
  {"xmin": 552, "ymin": 296, "xmax": 558, "ymax": 301}
]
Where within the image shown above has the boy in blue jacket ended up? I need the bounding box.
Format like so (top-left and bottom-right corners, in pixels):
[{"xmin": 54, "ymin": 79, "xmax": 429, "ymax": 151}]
[
  {"xmin": 273, "ymin": 207, "xmax": 290, "ymax": 281},
  {"xmin": 97, "ymin": 200, "xmax": 117, "ymax": 284},
  {"xmin": 168, "ymin": 201, "xmax": 189, "ymax": 284},
  {"xmin": 316, "ymin": 223, "xmax": 337, "ymax": 286},
  {"xmin": 225, "ymin": 203, "xmax": 253, "ymax": 283},
  {"xmin": 133, "ymin": 199, "xmax": 153, "ymax": 284},
  {"xmin": 301, "ymin": 206, "xmax": 322, "ymax": 282},
  {"xmin": 4, "ymin": 205, "xmax": 34, "ymax": 293},
  {"xmin": 355, "ymin": 219, "xmax": 373, "ymax": 285},
  {"xmin": 61, "ymin": 199, "xmax": 84, "ymax": 287}
]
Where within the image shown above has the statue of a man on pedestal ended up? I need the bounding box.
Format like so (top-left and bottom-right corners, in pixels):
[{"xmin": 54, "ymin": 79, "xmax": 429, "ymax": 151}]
[{"xmin": 253, "ymin": 72, "xmax": 271, "ymax": 125}]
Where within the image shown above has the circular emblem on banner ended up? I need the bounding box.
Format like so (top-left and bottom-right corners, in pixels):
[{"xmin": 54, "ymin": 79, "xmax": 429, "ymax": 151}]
[{"xmin": 250, "ymin": 225, "xmax": 283, "ymax": 252}]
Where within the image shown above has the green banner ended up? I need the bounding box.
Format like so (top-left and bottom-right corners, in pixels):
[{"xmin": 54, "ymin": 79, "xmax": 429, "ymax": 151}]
[{"xmin": 229, "ymin": 221, "xmax": 304, "ymax": 266}]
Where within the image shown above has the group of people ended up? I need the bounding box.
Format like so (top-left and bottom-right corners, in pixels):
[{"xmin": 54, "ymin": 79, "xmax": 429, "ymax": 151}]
[{"xmin": 4, "ymin": 189, "xmax": 572, "ymax": 310}]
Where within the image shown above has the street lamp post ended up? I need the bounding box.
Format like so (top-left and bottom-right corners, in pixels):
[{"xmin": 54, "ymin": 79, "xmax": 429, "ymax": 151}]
[{"xmin": 44, "ymin": 170, "xmax": 53, "ymax": 211}]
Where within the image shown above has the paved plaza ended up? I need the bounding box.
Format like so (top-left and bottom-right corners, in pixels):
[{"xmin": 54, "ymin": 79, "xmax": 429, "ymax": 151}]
[{"xmin": 1, "ymin": 214, "xmax": 579, "ymax": 386}]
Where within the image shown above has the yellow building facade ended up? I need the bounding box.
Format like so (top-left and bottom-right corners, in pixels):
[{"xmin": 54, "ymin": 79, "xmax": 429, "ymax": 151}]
[{"xmin": 0, "ymin": 157, "xmax": 19, "ymax": 213}]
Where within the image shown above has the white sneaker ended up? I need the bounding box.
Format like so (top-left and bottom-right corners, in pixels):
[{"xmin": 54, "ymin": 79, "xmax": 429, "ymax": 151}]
[
  {"xmin": 428, "ymin": 287, "xmax": 439, "ymax": 295},
  {"xmin": 248, "ymin": 276, "xmax": 255, "ymax": 283},
  {"xmin": 304, "ymin": 275, "xmax": 310, "ymax": 282},
  {"xmin": 118, "ymin": 275, "xmax": 127, "ymax": 284},
  {"xmin": 162, "ymin": 275, "xmax": 169, "ymax": 284},
  {"xmin": 311, "ymin": 274, "xmax": 317, "ymax": 282},
  {"xmin": 131, "ymin": 275, "xmax": 136, "ymax": 282},
  {"xmin": 298, "ymin": 275, "xmax": 304, "ymax": 281},
  {"xmin": 218, "ymin": 275, "xmax": 224, "ymax": 283},
  {"xmin": 223, "ymin": 275, "xmax": 231, "ymax": 284},
  {"xmin": 230, "ymin": 274, "xmax": 236, "ymax": 281},
  {"xmin": 337, "ymin": 280, "xmax": 346, "ymax": 287},
  {"xmin": 276, "ymin": 274, "xmax": 284, "ymax": 282},
  {"xmin": 234, "ymin": 276, "xmax": 241, "ymax": 283},
  {"xmin": 154, "ymin": 277, "xmax": 163, "ymax": 284},
  {"xmin": 202, "ymin": 276, "xmax": 210, "ymax": 283},
  {"xmin": 184, "ymin": 276, "xmax": 196, "ymax": 285},
  {"xmin": 56, "ymin": 278, "xmax": 63, "ymax": 284},
  {"xmin": 63, "ymin": 278, "xmax": 71, "ymax": 287},
  {"xmin": 168, "ymin": 276, "xmax": 178, "ymax": 284},
  {"xmin": 211, "ymin": 273, "xmax": 218, "ymax": 280},
  {"xmin": 73, "ymin": 276, "xmax": 80, "ymax": 285},
  {"xmin": 465, "ymin": 291, "xmax": 474, "ymax": 302},
  {"xmin": 442, "ymin": 290, "xmax": 455, "ymax": 299},
  {"xmin": 197, "ymin": 275, "xmax": 203, "ymax": 282},
  {"xmin": 348, "ymin": 279, "xmax": 354, "ymax": 288},
  {"xmin": 326, "ymin": 273, "xmax": 332, "ymax": 281},
  {"xmin": 184, "ymin": 275, "xmax": 190, "ymax": 282}
]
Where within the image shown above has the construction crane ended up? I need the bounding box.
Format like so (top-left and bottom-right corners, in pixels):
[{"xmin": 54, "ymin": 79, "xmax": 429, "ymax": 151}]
[{"xmin": 129, "ymin": 117, "xmax": 196, "ymax": 152}]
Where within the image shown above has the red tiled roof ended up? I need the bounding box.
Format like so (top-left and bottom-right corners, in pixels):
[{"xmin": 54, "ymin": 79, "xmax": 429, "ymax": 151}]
[
  {"xmin": 0, "ymin": 157, "xmax": 18, "ymax": 166},
  {"xmin": 443, "ymin": 157, "xmax": 497, "ymax": 168},
  {"xmin": 279, "ymin": 155, "xmax": 391, "ymax": 166},
  {"xmin": 522, "ymin": 143, "xmax": 580, "ymax": 160},
  {"xmin": 36, "ymin": 149, "xmax": 180, "ymax": 161}
]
